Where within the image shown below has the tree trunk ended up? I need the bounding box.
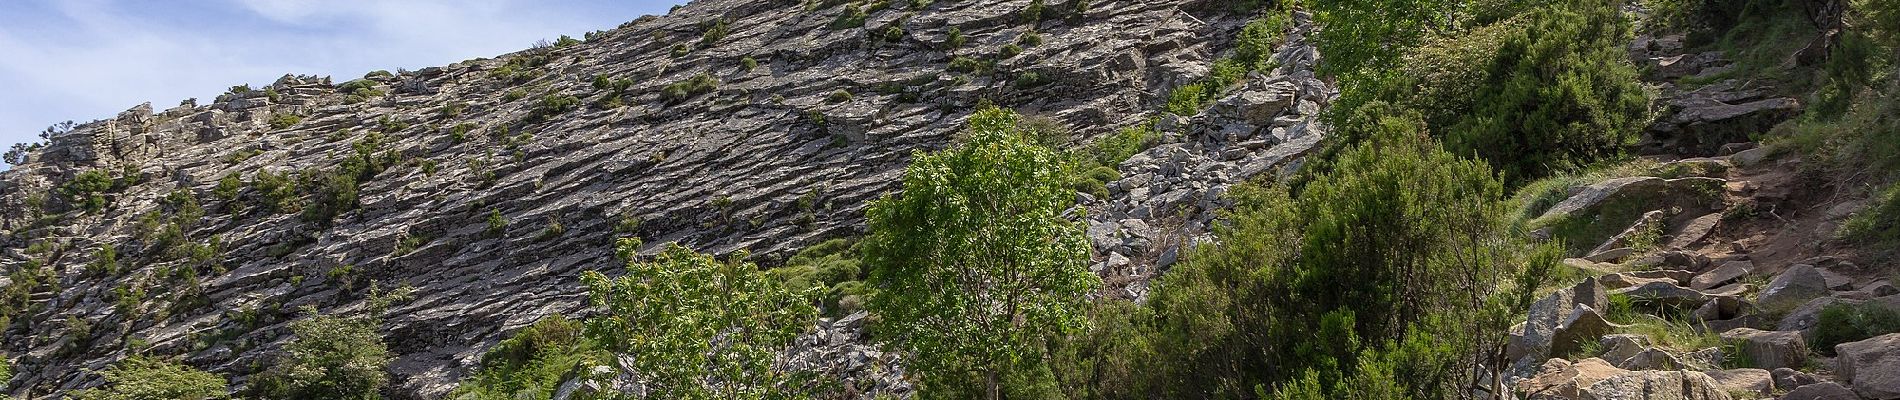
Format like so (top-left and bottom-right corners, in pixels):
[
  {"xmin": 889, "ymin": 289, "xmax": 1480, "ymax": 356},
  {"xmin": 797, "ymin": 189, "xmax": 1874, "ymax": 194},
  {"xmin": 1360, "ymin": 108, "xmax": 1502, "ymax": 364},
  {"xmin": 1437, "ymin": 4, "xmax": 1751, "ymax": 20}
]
[{"xmin": 987, "ymin": 369, "xmax": 1002, "ymax": 400}]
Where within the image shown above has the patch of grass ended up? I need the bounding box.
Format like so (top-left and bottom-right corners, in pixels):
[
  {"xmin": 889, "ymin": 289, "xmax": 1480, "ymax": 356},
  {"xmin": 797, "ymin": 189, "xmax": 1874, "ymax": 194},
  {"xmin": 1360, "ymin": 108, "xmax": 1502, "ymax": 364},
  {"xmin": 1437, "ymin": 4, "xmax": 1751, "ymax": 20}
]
[
  {"xmin": 660, "ymin": 73, "xmax": 720, "ymax": 104},
  {"xmin": 1811, "ymin": 302, "xmax": 1900, "ymax": 356}
]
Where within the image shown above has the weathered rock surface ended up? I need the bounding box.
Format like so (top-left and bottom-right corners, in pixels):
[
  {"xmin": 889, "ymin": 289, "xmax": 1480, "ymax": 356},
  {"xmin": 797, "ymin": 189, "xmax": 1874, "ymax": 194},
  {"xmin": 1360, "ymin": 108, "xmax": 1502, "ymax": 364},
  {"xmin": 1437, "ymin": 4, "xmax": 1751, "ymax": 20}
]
[
  {"xmin": 1781, "ymin": 381, "xmax": 1863, "ymax": 400},
  {"xmin": 1719, "ymin": 328, "xmax": 1807, "ymax": 370},
  {"xmin": 0, "ymin": 0, "xmax": 1316, "ymax": 397},
  {"xmin": 1759, "ymin": 264, "xmax": 1834, "ymax": 312},
  {"xmin": 1836, "ymin": 333, "xmax": 1900, "ymax": 400},
  {"xmin": 1582, "ymin": 370, "xmax": 1732, "ymax": 400},
  {"xmin": 1703, "ymin": 368, "xmax": 1772, "ymax": 397}
]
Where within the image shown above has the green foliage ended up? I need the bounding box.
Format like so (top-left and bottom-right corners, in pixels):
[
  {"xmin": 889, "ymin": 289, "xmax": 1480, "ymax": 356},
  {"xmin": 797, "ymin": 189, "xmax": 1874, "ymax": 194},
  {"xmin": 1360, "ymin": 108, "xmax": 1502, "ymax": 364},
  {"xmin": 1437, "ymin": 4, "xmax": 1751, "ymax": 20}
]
[
  {"xmin": 768, "ymin": 238, "xmax": 867, "ymax": 315},
  {"xmin": 486, "ymin": 209, "xmax": 507, "ymax": 237},
  {"xmin": 531, "ymin": 94, "xmax": 581, "ymax": 120},
  {"xmin": 1311, "ymin": 0, "xmax": 1465, "ymax": 76},
  {"xmin": 863, "ymin": 107, "xmax": 1100, "ymax": 399},
  {"xmin": 1165, "ymin": 83, "xmax": 1208, "ymax": 116},
  {"xmin": 87, "ymin": 244, "xmax": 119, "ymax": 277},
  {"xmin": 490, "ymin": 52, "xmax": 551, "ymax": 84},
  {"xmin": 883, "ymin": 25, "xmax": 906, "ymax": 42},
  {"xmin": 1000, "ymin": 44, "xmax": 1024, "ymax": 58},
  {"xmin": 582, "ymin": 240, "xmax": 821, "ymax": 399},
  {"xmin": 453, "ymin": 315, "xmax": 603, "ymax": 400},
  {"xmin": 337, "ymin": 79, "xmax": 386, "ymax": 104},
  {"xmin": 830, "ymin": 4, "xmax": 868, "ymax": 30},
  {"xmin": 700, "ymin": 19, "xmax": 730, "ymax": 47},
  {"xmin": 554, "ymin": 34, "xmax": 581, "ymax": 48},
  {"xmin": 1811, "ymin": 302, "xmax": 1900, "ymax": 356},
  {"xmin": 947, "ymin": 56, "xmax": 990, "ymax": 73},
  {"xmin": 65, "ymin": 169, "xmax": 115, "ymax": 212},
  {"xmin": 270, "ymin": 113, "xmax": 304, "ymax": 129},
  {"xmin": 249, "ymin": 313, "xmax": 391, "ymax": 400},
  {"xmin": 1234, "ymin": 13, "xmax": 1290, "ymax": 70},
  {"xmin": 1327, "ymin": 0, "xmax": 1649, "ymax": 185},
  {"xmin": 252, "ymin": 170, "xmax": 299, "ymax": 213},
  {"xmin": 661, "ymin": 73, "xmax": 720, "ymax": 104},
  {"xmin": 741, "ymin": 56, "xmax": 760, "ymax": 71},
  {"xmin": 947, "ymin": 27, "xmax": 965, "ymax": 49},
  {"xmin": 69, "ymin": 356, "xmax": 227, "ymax": 400},
  {"xmin": 1845, "ymin": 182, "xmax": 1900, "ymax": 246},
  {"xmin": 827, "ymin": 89, "xmax": 854, "ymax": 103}
]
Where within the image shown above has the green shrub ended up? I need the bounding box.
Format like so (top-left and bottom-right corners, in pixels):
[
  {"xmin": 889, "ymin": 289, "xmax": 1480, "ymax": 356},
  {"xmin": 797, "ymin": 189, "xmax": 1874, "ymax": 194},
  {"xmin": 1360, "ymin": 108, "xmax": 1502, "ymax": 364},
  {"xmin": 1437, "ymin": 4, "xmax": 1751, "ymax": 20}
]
[
  {"xmin": 1234, "ymin": 13, "xmax": 1290, "ymax": 69},
  {"xmin": 486, "ymin": 209, "xmax": 507, "ymax": 237},
  {"xmin": 1001, "ymin": 44, "xmax": 1024, "ymax": 58},
  {"xmin": 660, "ymin": 73, "xmax": 720, "ymax": 104},
  {"xmin": 1165, "ymin": 83, "xmax": 1208, "ymax": 116},
  {"xmin": 248, "ymin": 314, "xmax": 390, "ymax": 400},
  {"xmin": 862, "ymin": 107, "xmax": 1100, "ymax": 398},
  {"xmin": 252, "ymin": 170, "xmax": 300, "ymax": 213},
  {"xmin": 269, "ymin": 113, "xmax": 303, "ymax": 129},
  {"xmin": 69, "ymin": 356, "xmax": 228, "ymax": 400},
  {"xmin": 1811, "ymin": 302, "xmax": 1900, "ymax": 355},
  {"xmin": 830, "ymin": 4, "xmax": 868, "ymax": 30},
  {"xmin": 65, "ymin": 169, "xmax": 115, "ymax": 212},
  {"xmin": 364, "ymin": 70, "xmax": 394, "ymax": 80},
  {"xmin": 827, "ymin": 89, "xmax": 854, "ymax": 103},
  {"xmin": 553, "ymin": 34, "xmax": 581, "ymax": 47},
  {"xmin": 1020, "ymin": 31, "xmax": 1043, "ymax": 47},
  {"xmin": 741, "ymin": 56, "xmax": 759, "ymax": 71},
  {"xmin": 453, "ymin": 315, "xmax": 603, "ymax": 400},
  {"xmin": 699, "ymin": 19, "xmax": 730, "ymax": 47},
  {"xmin": 1014, "ymin": 71, "xmax": 1051, "ymax": 88},
  {"xmin": 947, "ymin": 56, "xmax": 990, "ymax": 73},
  {"xmin": 581, "ymin": 241, "xmax": 821, "ymax": 398},
  {"xmin": 947, "ymin": 27, "xmax": 966, "ymax": 49},
  {"xmin": 532, "ymin": 94, "xmax": 581, "ymax": 120}
]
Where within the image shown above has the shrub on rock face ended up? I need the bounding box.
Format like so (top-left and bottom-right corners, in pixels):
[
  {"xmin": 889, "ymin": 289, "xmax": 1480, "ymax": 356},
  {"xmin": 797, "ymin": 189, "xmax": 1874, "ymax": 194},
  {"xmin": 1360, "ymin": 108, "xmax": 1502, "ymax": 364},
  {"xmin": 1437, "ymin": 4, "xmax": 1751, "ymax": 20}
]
[
  {"xmin": 1812, "ymin": 302, "xmax": 1900, "ymax": 356},
  {"xmin": 660, "ymin": 73, "xmax": 720, "ymax": 104},
  {"xmin": 64, "ymin": 169, "xmax": 115, "ymax": 213},
  {"xmin": 69, "ymin": 356, "xmax": 228, "ymax": 400},
  {"xmin": 248, "ymin": 314, "xmax": 391, "ymax": 400}
]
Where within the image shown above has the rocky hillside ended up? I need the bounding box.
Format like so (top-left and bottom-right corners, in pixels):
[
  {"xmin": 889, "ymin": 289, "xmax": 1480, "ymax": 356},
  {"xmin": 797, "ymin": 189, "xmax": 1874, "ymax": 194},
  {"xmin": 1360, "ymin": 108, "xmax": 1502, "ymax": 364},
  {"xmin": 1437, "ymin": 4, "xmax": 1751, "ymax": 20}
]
[{"xmin": 0, "ymin": 0, "xmax": 1332, "ymax": 397}]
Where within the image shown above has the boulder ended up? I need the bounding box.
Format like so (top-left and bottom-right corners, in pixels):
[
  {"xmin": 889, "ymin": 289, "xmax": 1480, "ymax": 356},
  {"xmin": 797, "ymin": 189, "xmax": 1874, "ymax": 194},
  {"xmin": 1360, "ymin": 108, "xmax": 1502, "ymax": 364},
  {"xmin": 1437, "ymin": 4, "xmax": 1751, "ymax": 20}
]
[
  {"xmin": 1601, "ymin": 334, "xmax": 1652, "ymax": 363},
  {"xmin": 1581, "ymin": 370, "xmax": 1732, "ymax": 400},
  {"xmin": 1519, "ymin": 358, "xmax": 1631, "ymax": 400},
  {"xmin": 1604, "ymin": 273, "xmax": 1683, "ymax": 290},
  {"xmin": 1512, "ymin": 278, "xmax": 1611, "ymax": 365},
  {"xmin": 1758, "ymin": 264, "xmax": 1834, "ymax": 312},
  {"xmin": 1773, "ymin": 368, "xmax": 1822, "ymax": 392},
  {"xmin": 1702, "ymin": 368, "xmax": 1772, "ymax": 397},
  {"xmin": 1553, "ymin": 305, "xmax": 1626, "ymax": 357},
  {"xmin": 1613, "ymin": 281, "xmax": 1710, "ymax": 309},
  {"xmin": 1836, "ymin": 333, "xmax": 1900, "ymax": 399},
  {"xmin": 1780, "ymin": 381, "xmax": 1861, "ymax": 400},
  {"xmin": 1719, "ymin": 328, "xmax": 1808, "ymax": 370},
  {"xmin": 1690, "ymin": 261, "xmax": 1752, "ymax": 290},
  {"xmin": 1615, "ymin": 348, "xmax": 1684, "ymax": 371}
]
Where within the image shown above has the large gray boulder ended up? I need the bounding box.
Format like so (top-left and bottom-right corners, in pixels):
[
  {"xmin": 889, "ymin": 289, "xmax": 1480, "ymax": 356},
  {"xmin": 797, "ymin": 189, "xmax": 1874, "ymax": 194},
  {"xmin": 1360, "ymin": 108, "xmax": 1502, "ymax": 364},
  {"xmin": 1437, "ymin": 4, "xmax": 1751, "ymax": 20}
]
[
  {"xmin": 1703, "ymin": 368, "xmax": 1772, "ymax": 397},
  {"xmin": 1837, "ymin": 333, "xmax": 1900, "ymax": 399},
  {"xmin": 1512, "ymin": 278, "xmax": 1611, "ymax": 370},
  {"xmin": 1758, "ymin": 264, "xmax": 1833, "ymax": 312},
  {"xmin": 1581, "ymin": 370, "xmax": 1732, "ymax": 400},
  {"xmin": 1780, "ymin": 381, "xmax": 1862, "ymax": 400},
  {"xmin": 1719, "ymin": 328, "xmax": 1808, "ymax": 370}
]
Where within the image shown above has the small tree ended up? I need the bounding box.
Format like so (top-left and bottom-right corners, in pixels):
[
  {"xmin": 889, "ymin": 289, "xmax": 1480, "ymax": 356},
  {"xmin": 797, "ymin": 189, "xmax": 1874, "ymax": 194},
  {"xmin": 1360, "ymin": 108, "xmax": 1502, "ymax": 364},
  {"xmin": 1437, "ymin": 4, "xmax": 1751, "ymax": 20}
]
[
  {"xmin": 862, "ymin": 107, "xmax": 1100, "ymax": 400},
  {"xmin": 249, "ymin": 311, "xmax": 392, "ymax": 399},
  {"xmin": 69, "ymin": 356, "xmax": 228, "ymax": 400},
  {"xmin": 581, "ymin": 239, "xmax": 821, "ymax": 399}
]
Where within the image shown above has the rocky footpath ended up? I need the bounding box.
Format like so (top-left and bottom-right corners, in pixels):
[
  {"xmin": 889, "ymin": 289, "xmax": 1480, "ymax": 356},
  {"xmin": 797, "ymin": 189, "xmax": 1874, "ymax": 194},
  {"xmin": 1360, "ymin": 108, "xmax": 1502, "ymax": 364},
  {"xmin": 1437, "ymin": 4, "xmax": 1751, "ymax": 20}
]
[
  {"xmin": 0, "ymin": 0, "xmax": 1306, "ymax": 397},
  {"xmin": 1503, "ymin": 29, "xmax": 1900, "ymax": 400}
]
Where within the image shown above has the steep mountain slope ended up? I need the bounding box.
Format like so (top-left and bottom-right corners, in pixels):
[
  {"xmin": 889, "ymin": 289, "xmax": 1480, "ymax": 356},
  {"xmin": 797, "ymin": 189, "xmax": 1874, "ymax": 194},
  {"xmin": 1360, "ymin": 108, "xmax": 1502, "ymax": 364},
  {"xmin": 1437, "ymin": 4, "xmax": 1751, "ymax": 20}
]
[{"xmin": 0, "ymin": 0, "xmax": 1314, "ymax": 397}]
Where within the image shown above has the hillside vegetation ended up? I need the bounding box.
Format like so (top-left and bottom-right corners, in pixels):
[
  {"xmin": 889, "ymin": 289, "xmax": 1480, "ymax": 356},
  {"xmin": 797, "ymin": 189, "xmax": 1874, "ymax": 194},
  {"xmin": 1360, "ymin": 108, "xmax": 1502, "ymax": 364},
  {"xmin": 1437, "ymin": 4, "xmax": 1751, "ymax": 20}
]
[{"xmin": 5, "ymin": 0, "xmax": 1900, "ymax": 399}]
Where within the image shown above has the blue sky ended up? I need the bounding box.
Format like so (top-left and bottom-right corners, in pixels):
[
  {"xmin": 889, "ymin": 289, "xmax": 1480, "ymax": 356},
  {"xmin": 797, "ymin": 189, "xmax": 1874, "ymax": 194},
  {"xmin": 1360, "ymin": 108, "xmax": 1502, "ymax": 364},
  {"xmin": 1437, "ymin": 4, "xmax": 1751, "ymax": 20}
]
[{"xmin": 0, "ymin": 0, "xmax": 683, "ymax": 164}]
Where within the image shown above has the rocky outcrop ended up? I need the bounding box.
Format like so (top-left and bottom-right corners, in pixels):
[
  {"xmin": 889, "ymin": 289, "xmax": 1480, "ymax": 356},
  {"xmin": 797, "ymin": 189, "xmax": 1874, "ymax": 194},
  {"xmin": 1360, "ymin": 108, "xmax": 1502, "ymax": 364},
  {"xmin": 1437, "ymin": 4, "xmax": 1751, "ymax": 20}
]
[
  {"xmin": 1080, "ymin": 11, "xmax": 1332, "ymax": 298},
  {"xmin": 0, "ymin": 0, "xmax": 1304, "ymax": 397},
  {"xmin": 1719, "ymin": 328, "xmax": 1807, "ymax": 371}
]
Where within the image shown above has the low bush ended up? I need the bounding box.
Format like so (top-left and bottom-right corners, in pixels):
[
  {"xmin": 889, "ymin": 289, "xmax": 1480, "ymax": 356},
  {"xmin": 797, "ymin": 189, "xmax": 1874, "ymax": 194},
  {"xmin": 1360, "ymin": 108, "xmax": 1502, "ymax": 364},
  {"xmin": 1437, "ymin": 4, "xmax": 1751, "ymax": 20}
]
[
  {"xmin": 1811, "ymin": 302, "xmax": 1900, "ymax": 356},
  {"xmin": 69, "ymin": 356, "xmax": 227, "ymax": 400},
  {"xmin": 660, "ymin": 73, "xmax": 720, "ymax": 104},
  {"xmin": 453, "ymin": 315, "xmax": 603, "ymax": 399},
  {"xmin": 247, "ymin": 313, "xmax": 391, "ymax": 399}
]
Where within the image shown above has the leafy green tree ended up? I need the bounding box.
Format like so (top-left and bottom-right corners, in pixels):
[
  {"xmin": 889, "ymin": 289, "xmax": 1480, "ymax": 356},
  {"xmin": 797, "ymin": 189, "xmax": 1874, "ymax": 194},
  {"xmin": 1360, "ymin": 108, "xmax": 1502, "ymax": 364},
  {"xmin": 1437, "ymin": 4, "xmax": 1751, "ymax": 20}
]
[
  {"xmin": 249, "ymin": 313, "xmax": 391, "ymax": 399},
  {"xmin": 580, "ymin": 239, "xmax": 820, "ymax": 399},
  {"xmin": 861, "ymin": 107, "xmax": 1100, "ymax": 400},
  {"xmin": 69, "ymin": 356, "xmax": 228, "ymax": 400},
  {"xmin": 1311, "ymin": 0, "xmax": 1465, "ymax": 76}
]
